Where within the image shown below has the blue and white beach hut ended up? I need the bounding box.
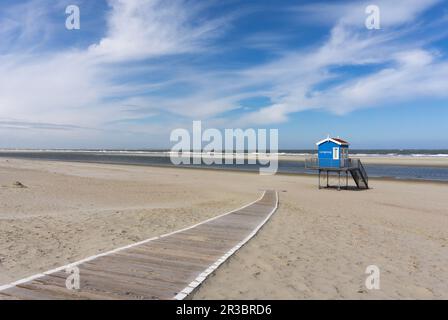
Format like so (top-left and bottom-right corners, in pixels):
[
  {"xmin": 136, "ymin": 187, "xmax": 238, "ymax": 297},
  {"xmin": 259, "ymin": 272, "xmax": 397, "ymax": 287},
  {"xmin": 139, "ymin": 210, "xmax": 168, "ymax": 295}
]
[
  {"xmin": 316, "ymin": 136, "xmax": 349, "ymax": 168},
  {"xmin": 305, "ymin": 136, "xmax": 369, "ymax": 190}
]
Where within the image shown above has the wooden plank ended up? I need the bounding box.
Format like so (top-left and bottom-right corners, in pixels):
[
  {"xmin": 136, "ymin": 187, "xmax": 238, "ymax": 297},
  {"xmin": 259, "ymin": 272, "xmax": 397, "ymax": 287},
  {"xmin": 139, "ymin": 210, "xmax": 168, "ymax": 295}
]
[
  {"xmin": 84, "ymin": 253, "xmax": 205, "ymax": 273},
  {"xmin": 80, "ymin": 262, "xmax": 191, "ymax": 287},
  {"xmin": 115, "ymin": 248, "xmax": 216, "ymax": 267},
  {"xmin": 0, "ymin": 292, "xmax": 20, "ymax": 300},
  {"xmin": 119, "ymin": 245, "xmax": 221, "ymax": 263},
  {"xmin": 147, "ymin": 238, "xmax": 238, "ymax": 254},
  {"xmin": 81, "ymin": 256, "xmax": 203, "ymax": 283},
  {"xmin": 78, "ymin": 267, "xmax": 186, "ymax": 293},
  {"xmin": 73, "ymin": 271, "xmax": 179, "ymax": 299},
  {"xmin": 32, "ymin": 274, "xmax": 136, "ymax": 300},
  {"xmin": 2, "ymin": 285, "xmax": 66, "ymax": 300}
]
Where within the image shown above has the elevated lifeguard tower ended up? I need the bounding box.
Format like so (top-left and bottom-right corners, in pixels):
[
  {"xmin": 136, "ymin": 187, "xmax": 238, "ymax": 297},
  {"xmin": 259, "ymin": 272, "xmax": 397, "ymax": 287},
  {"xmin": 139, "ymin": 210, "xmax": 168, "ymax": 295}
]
[{"xmin": 305, "ymin": 136, "xmax": 369, "ymax": 190}]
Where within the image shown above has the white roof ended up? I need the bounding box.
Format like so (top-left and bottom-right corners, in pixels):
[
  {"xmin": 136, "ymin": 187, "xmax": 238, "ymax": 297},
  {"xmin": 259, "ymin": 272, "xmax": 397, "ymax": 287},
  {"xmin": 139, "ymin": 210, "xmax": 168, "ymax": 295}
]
[{"xmin": 316, "ymin": 137, "xmax": 350, "ymax": 146}]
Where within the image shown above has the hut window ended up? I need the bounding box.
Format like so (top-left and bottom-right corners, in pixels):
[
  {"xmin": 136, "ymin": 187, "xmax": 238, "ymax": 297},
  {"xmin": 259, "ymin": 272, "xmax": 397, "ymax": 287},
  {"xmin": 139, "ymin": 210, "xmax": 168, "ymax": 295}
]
[{"xmin": 332, "ymin": 147, "xmax": 339, "ymax": 160}]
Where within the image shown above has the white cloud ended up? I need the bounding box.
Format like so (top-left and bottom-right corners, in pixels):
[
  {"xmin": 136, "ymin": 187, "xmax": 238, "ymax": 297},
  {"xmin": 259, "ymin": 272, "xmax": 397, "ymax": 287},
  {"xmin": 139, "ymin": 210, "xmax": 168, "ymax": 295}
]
[
  {"xmin": 0, "ymin": 0, "xmax": 233, "ymax": 142},
  {"xmin": 231, "ymin": 0, "xmax": 448, "ymax": 126},
  {"xmin": 88, "ymin": 0, "xmax": 229, "ymax": 61}
]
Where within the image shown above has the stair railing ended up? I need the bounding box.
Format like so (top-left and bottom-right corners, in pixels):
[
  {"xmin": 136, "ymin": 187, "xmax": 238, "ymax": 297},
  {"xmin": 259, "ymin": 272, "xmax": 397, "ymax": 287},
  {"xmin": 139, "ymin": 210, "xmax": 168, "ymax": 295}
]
[
  {"xmin": 348, "ymin": 158, "xmax": 369, "ymax": 186},
  {"xmin": 358, "ymin": 160, "xmax": 368, "ymax": 186},
  {"xmin": 305, "ymin": 157, "xmax": 319, "ymax": 169}
]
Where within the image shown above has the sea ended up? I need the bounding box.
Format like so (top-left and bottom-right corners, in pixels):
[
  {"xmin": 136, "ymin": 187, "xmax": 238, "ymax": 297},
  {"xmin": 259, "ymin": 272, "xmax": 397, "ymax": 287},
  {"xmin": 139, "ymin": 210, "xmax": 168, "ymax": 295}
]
[{"xmin": 0, "ymin": 149, "xmax": 448, "ymax": 182}]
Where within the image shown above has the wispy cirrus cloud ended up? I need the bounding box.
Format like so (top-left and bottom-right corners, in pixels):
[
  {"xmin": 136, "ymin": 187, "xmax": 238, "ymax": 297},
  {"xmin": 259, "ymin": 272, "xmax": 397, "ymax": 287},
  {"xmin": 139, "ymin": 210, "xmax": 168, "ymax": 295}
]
[
  {"xmin": 88, "ymin": 0, "xmax": 231, "ymax": 61},
  {"xmin": 230, "ymin": 0, "xmax": 448, "ymax": 125},
  {"xmin": 0, "ymin": 119, "xmax": 88, "ymax": 130}
]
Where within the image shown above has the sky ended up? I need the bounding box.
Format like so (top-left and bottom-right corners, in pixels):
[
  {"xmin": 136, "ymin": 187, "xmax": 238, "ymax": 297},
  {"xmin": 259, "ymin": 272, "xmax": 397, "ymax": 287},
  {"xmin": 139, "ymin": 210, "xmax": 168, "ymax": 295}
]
[{"xmin": 0, "ymin": 0, "xmax": 447, "ymax": 149}]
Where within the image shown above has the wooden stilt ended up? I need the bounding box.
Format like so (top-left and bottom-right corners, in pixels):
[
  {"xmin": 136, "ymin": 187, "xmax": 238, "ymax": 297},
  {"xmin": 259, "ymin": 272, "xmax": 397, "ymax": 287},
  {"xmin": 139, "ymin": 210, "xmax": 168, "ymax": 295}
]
[
  {"xmin": 318, "ymin": 170, "xmax": 321, "ymax": 189},
  {"xmin": 346, "ymin": 171, "xmax": 348, "ymax": 189},
  {"xmin": 338, "ymin": 172, "xmax": 341, "ymax": 191}
]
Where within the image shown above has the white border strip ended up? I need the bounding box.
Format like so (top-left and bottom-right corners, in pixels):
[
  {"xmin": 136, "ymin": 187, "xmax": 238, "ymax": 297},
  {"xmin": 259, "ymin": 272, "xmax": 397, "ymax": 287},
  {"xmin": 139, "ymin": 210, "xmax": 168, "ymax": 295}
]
[
  {"xmin": 0, "ymin": 191, "xmax": 269, "ymax": 293},
  {"xmin": 174, "ymin": 190, "xmax": 278, "ymax": 300}
]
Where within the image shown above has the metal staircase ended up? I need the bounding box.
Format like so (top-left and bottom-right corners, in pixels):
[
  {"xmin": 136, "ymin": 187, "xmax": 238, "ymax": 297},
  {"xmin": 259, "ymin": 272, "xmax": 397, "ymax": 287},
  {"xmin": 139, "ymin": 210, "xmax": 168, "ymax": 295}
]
[{"xmin": 348, "ymin": 159, "xmax": 369, "ymax": 189}]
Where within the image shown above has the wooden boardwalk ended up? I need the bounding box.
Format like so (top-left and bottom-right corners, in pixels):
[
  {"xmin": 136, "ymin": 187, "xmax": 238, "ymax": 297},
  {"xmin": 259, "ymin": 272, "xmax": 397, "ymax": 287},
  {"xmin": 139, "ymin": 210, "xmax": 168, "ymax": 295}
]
[{"xmin": 0, "ymin": 190, "xmax": 278, "ymax": 300}]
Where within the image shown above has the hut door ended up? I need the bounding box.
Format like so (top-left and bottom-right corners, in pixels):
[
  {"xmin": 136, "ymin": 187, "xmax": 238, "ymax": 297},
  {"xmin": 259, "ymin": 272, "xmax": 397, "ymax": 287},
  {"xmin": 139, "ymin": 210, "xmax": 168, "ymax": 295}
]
[{"xmin": 340, "ymin": 148, "xmax": 346, "ymax": 167}]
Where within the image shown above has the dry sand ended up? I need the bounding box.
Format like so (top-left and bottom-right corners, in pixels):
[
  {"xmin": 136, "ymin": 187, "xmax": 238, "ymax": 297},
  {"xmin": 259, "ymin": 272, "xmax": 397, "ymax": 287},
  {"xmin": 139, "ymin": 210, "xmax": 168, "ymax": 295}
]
[
  {"xmin": 0, "ymin": 158, "xmax": 256, "ymax": 285},
  {"xmin": 0, "ymin": 158, "xmax": 447, "ymax": 299}
]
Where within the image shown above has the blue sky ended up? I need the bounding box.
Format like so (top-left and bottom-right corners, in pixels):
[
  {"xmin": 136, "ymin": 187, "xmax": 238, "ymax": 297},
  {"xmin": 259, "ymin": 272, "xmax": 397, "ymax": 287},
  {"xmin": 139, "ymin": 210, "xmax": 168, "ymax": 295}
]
[{"xmin": 0, "ymin": 0, "xmax": 447, "ymax": 149}]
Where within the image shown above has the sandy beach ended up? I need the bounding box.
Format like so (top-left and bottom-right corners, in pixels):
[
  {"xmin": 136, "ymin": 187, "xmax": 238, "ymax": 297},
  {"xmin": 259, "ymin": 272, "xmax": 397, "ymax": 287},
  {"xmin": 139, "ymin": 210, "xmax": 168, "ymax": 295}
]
[{"xmin": 1, "ymin": 158, "xmax": 447, "ymax": 299}]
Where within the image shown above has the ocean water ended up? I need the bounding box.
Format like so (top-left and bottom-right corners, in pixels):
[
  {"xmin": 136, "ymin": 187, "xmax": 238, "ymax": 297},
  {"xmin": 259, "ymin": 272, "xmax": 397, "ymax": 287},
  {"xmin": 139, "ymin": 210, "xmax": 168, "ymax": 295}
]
[
  {"xmin": 0, "ymin": 150, "xmax": 448, "ymax": 182},
  {"xmin": 3, "ymin": 149, "xmax": 448, "ymax": 157}
]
